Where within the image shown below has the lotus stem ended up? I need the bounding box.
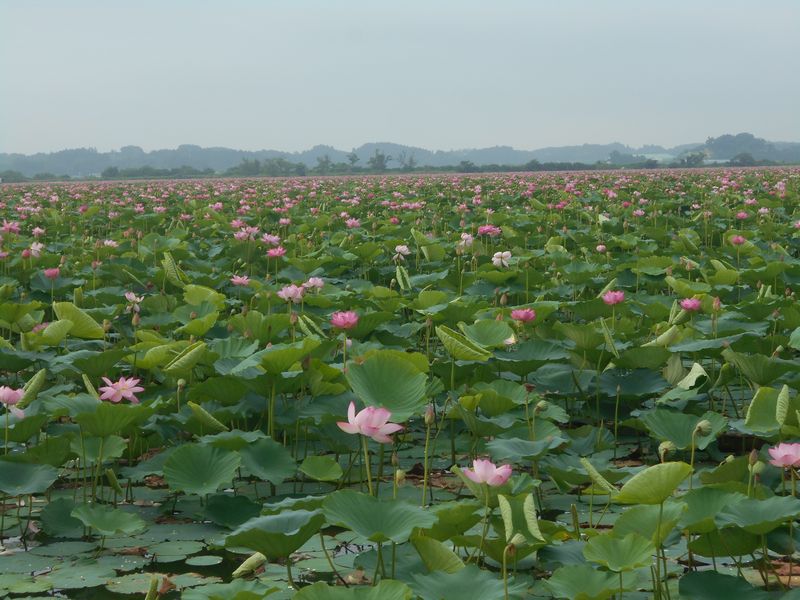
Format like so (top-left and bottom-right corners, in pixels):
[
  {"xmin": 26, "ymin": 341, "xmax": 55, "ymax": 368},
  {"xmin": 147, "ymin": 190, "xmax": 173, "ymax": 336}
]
[{"xmin": 362, "ymin": 436, "xmax": 374, "ymax": 496}]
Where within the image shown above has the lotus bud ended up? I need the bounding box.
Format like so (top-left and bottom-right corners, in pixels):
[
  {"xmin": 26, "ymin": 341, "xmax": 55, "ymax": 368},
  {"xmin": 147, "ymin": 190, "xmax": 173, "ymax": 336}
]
[
  {"xmin": 694, "ymin": 419, "xmax": 712, "ymax": 437},
  {"xmin": 289, "ymin": 312, "xmax": 298, "ymax": 325},
  {"xmin": 748, "ymin": 448, "xmax": 760, "ymax": 466},
  {"xmin": 177, "ymin": 379, "xmax": 186, "ymax": 390},
  {"xmin": 103, "ymin": 319, "xmax": 112, "ymax": 332},
  {"xmin": 424, "ymin": 405, "xmax": 435, "ymax": 427},
  {"xmin": 750, "ymin": 460, "xmax": 765, "ymax": 476},
  {"xmin": 712, "ymin": 296, "xmax": 722, "ymax": 312},
  {"xmin": 500, "ymin": 293, "xmax": 508, "ymax": 306},
  {"xmin": 658, "ymin": 441, "xmax": 676, "ymax": 463},
  {"xmin": 391, "ymin": 451, "xmax": 399, "ymax": 467},
  {"xmin": 535, "ymin": 400, "xmax": 549, "ymax": 414},
  {"xmin": 395, "ymin": 469, "xmax": 406, "ymax": 485},
  {"xmin": 131, "ymin": 313, "xmax": 140, "ymax": 327},
  {"xmin": 724, "ymin": 454, "xmax": 734, "ymax": 463}
]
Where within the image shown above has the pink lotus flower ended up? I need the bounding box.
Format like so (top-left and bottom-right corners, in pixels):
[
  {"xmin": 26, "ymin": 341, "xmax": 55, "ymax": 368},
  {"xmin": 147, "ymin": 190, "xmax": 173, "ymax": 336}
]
[
  {"xmin": 43, "ymin": 267, "xmax": 60, "ymax": 280},
  {"xmin": 277, "ymin": 284, "xmax": 304, "ymax": 304},
  {"xmin": 462, "ymin": 459, "xmax": 512, "ymax": 486},
  {"xmin": 98, "ymin": 376, "xmax": 144, "ymax": 404},
  {"xmin": 303, "ymin": 277, "xmax": 324, "ymax": 290},
  {"xmin": 478, "ymin": 224, "xmax": 502, "ymax": 237},
  {"xmin": 769, "ymin": 443, "xmax": 800, "ymax": 468},
  {"xmin": 602, "ymin": 290, "xmax": 625, "ymax": 305},
  {"xmin": 231, "ymin": 275, "xmax": 250, "ymax": 286},
  {"xmin": 680, "ymin": 298, "xmax": 702, "ymax": 312},
  {"xmin": 331, "ymin": 311, "xmax": 359, "ymax": 330},
  {"xmin": 511, "ymin": 308, "xmax": 536, "ymax": 323},
  {"xmin": 730, "ymin": 235, "xmax": 746, "ymax": 246},
  {"xmin": 337, "ymin": 401, "xmax": 403, "ymax": 444},
  {"xmin": 596, "ymin": 244, "xmax": 607, "ymax": 253},
  {"xmin": 267, "ymin": 246, "xmax": 286, "ymax": 258},
  {"xmin": 0, "ymin": 386, "xmax": 24, "ymax": 406}
]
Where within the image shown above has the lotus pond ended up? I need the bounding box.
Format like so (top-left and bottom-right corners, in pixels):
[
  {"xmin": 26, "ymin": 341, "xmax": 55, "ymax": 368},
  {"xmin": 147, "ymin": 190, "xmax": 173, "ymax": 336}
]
[{"xmin": 1, "ymin": 169, "xmax": 800, "ymax": 599}]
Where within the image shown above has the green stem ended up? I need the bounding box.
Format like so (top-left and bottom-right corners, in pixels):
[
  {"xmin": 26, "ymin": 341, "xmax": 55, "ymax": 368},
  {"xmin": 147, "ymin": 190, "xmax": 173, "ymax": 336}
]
[
  {"xmin": 421, "ymin": 424, "xmax": 431, "ymax": 506},
  {"xmin": 362, "ymin": 436, "xmax": 374, "ymax": 496}
]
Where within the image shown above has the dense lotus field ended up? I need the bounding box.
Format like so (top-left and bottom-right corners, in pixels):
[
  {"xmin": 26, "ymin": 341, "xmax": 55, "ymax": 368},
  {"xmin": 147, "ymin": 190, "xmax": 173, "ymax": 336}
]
[{"xmin": 2, "ymin": 169, "xmax": 800, "ymax": 599}]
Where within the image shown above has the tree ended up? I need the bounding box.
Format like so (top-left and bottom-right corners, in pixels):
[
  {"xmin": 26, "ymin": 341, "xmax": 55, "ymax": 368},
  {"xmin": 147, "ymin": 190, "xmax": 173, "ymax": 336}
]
[
  {"xmin": 101, "ymin": 166, "xmax": 120, "ymax": 179},
  {"xmin": 315, "ymin": 154, "xmax": 332, "ymax": 175},
  {"xmin": 730, "ymin": 152, "xmax": 756, "ymax": 166},
  {"xmin": 398, "ymin": 152, "xmax": 417, "ymax": 172},
  {"xmin": 458, "ymin": 160, "xmax": 478, "ymax": 173},
  {"xmin": 367, "ymin": 149, "xmax": 391, "ymax": 171},
  {"xmin": 347, "ymin": 151, "xmax": 360, "ymax": 169}
]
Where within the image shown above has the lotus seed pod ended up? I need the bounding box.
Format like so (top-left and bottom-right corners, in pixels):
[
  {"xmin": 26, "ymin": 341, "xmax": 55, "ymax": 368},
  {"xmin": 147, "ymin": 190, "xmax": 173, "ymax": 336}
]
[
  {"xmin": 749, "ymin": 448, "xmax": 759, "ymax": 466},
  {"xmin": 535, "ymin": 400, "xmax": 550, "ymax": 414},
  {"xmin": 395, "ymin": 469, "xmax": 406, "ymax": 485},
  {"xmin": 658, "ymin": 441, "xmax": 676, "ymax": 462},
  {"xmin": 694, "ymin": 420, "xmax": 712, "ymax": 437}
]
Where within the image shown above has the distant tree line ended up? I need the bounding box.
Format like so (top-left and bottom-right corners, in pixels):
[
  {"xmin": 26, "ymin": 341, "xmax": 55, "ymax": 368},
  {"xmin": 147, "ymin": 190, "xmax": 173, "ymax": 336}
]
[{"xmin": 0, "ymin": 152, "xmax": 785, "ymax": 183}]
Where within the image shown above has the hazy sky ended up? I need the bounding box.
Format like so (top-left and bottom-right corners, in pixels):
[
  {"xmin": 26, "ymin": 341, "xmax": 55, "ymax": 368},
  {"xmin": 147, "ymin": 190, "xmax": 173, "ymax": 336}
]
[{"xmin": 2, "ymin": 1, "xmax": 799, "ymax": 154}]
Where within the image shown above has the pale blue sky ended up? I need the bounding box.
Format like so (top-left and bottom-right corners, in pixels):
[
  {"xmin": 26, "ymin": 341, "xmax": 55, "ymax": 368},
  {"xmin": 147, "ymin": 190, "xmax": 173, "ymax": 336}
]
[{"xmin": 1, "ymin": 0, "xmax": 798, "ymax": 154}]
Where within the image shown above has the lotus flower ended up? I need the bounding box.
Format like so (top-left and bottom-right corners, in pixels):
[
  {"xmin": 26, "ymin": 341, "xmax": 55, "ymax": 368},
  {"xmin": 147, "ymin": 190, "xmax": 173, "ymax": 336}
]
[
  {"xmin": 492, "ymin": 251, "xmax": 511, "ymax": 268},
  {"xmin": 98, "ymin": 376, "xmax": 144, "ymax": 404},
  {"xmin": 680, "ymin": 298, "xmax": 702, "ymax": 312},
  {"xmin": 602, "ymin": 290, "xmax": 625, "ymax": 305},
  {"xmin": 510, "ymin": 308, "xmax": 536, "ymax": 323},
  {"xmin": 337, "ymin": 401, "xmax": 403, "ymax": 444},
  {"xmin": 768, "ymin": 443, "xmax": 800, "ymax": 468},
  {"xmin": 331, "ymin": 311, "xmax": 359, "ymax": 330},
  {"xmin": 0, "ymin": 386, "xmax": 24, "ymax": 406},
  {"xmin": 462, "ymin": 459, "xmax": 512, "ymax": 486}
]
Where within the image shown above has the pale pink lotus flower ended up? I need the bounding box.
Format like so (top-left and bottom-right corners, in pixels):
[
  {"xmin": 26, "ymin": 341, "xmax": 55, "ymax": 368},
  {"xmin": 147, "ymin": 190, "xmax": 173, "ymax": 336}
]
[
  {"xmin": 769, "ymin": 443, "xmax": 800, "ymax": 468},
  {"xmin": 1, "ymin": 220, "xmax": 20, "ymax": 234},
  {"xmin": 98, "ymin": 376, "xmax": 144, "ymax": 404},
  {"xmin": 267, "ymin": 246, "xmax": 287, "ymax": 258},
  {"xmin": 337, "ymin": 401, "xmax": 403, "ymax": 444},
  {"xmin": 680, "ymin": 298, "xmax": 702, "ymax": 312},
  {"xmin": 462, "ymin": 459, "xmax": 512, "ymax": 486},
  {"xmin": 510, "ymin": 308, "xmax": 536, "ymax": 323},
  {"xmin": 277, "ymin": 284, "xmax": 304, "ymax": 304},
  {"xmin": 331, "ymin": 311, "xmax": 359, "ymax": 330},
  {"xmin": 460, "ymin": 232, "xmax": 474, "ymax": 247},
  {"xmin": 345, "ymin": 218, "xmax": 361, "ymax": 229},
  {"xmin": 492, "ymin": 251, "xmax": 511, "ymax": 268},
  {"xmin": 261, "ymin": 233, "xmax": 281, "ymax": 246},
  {"xmin": 31, "ymin": 226, "xmax": 46, "ymax": 237},
  {"xmin": 231, "ymin": 275, "xmax": 250, "ymax": 286},
  {"xmin": 0, "ymin": 386, "xmax": 24, "ymax": 406},
  {"xmin": 103, "ymin": 239, "xmax": 119, "ymax": 248},
  {"xmin": 730, "ymin": 235, "xmax": 746, "ymax": 246},
  {"xmin": 596, "ymin": 244, "xmax": 607, "ymax": 253},
  {"xmin": 30, "ymin": 242, "xmax": 44, "ymax": 258},
  {"xmin": 43, "ymin": 268, "xmax": 60, "ymax": 280},
  {"xmin": 303, "ymin": 277, "xmax": 324, "ymax": 290},
  {"xmin": 393, "ymin": 245, "xmax": 411, "ymax": 262},
  {"xmin": 602, "ymin": 290, "xmax": 625, "ymax": 305}
]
